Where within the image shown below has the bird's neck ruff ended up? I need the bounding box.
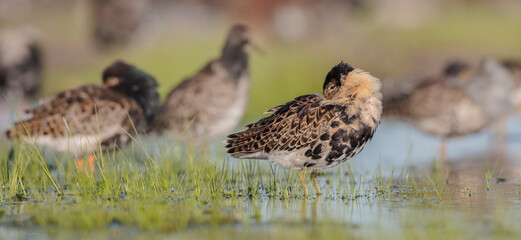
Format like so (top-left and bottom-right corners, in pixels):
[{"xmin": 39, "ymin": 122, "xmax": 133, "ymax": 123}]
[{"xmin": 334, "ymin": 69, "xmax": 382, "ymax": 102}]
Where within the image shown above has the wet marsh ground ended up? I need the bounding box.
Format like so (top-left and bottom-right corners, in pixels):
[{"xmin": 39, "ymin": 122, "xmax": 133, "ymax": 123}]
[
  {"xmin": 2, "ymin": 1, "xmax": 521, "ymax": 239},
  {"xmin": 1, "ymin": 129, "xmax": 521, "ymax": 239}
]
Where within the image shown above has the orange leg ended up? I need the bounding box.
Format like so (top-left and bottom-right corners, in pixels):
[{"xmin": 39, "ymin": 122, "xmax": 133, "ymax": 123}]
[
  {"xmin": 76, "ymin": 157, "xmax": 84, "ymax": 171},
  {"xmin": 76, "ymin": 154, "xmax": 96, "ymax": 174},
  {"xmin": 87, "ymin": 154, "xmax": 95, "ymax": 174}
]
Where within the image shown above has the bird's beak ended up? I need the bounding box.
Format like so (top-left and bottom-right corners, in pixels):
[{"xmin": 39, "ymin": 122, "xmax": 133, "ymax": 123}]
[
  {"xmin": 248, "ymin": 38, "xmax": 266, "ymax": 55},
  {"xmin": 105, "ymin": 77, "xmax": 121, "ymax": 87}
]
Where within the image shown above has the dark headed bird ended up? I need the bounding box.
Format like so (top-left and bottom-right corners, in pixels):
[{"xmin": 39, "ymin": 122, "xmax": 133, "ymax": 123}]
[
  {"xmin": 383, "ymin": 58, "xmax": 515, "ymax": 159},
  {"xmin": 5, "ymin": 60, "xmax": 160, "ymax": 172},
  {"xmin": 226, "ymin": 62, "xmax": 382, "ymax": 196},
  {"xmin": 0, "ymin": 29, "xmax": 43, "ymax": 134},
  {"xmin": 153, "ymin": 24, "xmax": 258, "ymax": 143},
  {"xmin": 0, "ymin": 29, "xmax": 43, "ymax": 99}
]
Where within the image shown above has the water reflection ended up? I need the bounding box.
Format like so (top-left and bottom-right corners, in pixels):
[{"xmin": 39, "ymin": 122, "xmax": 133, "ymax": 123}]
[
  {"xmin": 2, "ymin": 113, "xmax": 521, "ymax": 239},
  {"xmin": 252, "ymin": 155, "xmax": 521, "ymax": 228}
]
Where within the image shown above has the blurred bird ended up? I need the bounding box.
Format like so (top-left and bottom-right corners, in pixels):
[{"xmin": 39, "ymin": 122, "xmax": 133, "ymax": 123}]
[
  {"xmin": 153, "ymin": 24, "xmax": 258, "ymax": 143},
  {"xmin": 226, "ymin": 62, "xmax": 382, "ymax": 196},
  {"xmin": 502, "ymin": 60, "xmax": 521, "ymax": 111},
  {"xmin": 0, "ymin": 29, "xmax": 43, "ymax": 133},
  {"xmin": 91, "ymin": 0, "xmax": 149, "ymax": 48},
  {"xmin": 383, "ymin": 58, "xmax": 515, "ymax": 159},
  {"xmin": 493, "ymin": 60, "xmax": 521, "ymax": 146},
  {"xmin": 0, "ymin": 29, "xmax": 42, "ymax": 99},
  {"xmin": 5, "ymin": 60, "xmax": 160, "ymax": 172}
]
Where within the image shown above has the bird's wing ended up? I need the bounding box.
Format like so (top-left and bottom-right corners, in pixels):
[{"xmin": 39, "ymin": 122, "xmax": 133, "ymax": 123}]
[
  {"xmin": 406, "ymin": 81, "xmax": 471, "ymax": 119},
  {"xmin": 226, "ymin": 94, "xmax": 341, "ymax": 158},
  {"xmin": 154, "ymin": 60, "xmax": 238, "ymax": 130},
  {"xmin": 6, "ymin": 84, "xmax": 131, "ymax": 140},
  {"xmin": 263, "ymin": 105, "xmax": 283, "ymax": 114}
]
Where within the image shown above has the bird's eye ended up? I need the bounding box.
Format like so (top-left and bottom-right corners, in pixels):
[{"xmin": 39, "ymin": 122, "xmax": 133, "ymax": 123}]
[
  {"xmin": 131, "ymin": 85, "xmax": 139, "ymax": 91},
  {"xmin": 329, "ymin": 84, "xmax": 336, "ymax": 90}
]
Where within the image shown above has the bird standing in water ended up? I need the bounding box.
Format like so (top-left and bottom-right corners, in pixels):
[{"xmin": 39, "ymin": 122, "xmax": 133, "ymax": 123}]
[
  {"xmin": 5, "ymin": 60, "xmax": 160, "ymax": 172},
  {"xmin": 226, "ymin": 62, "xmax": 382, "ymax": 196},
  {"xmin": 383, "ymin": 58, "xmax": 515, "ymax": 159},
  {"xmin": 154, "ymin": 24, "xmax": 258, "ymax": 143}
]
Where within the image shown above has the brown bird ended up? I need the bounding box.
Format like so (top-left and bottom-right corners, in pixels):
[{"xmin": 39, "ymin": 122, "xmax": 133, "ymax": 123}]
[
  {"xmin": 226, "ymin": 62, "xmax": 382, "ymax": 196},
  {"xmin": 5, "ymin": 60, "xmax": 160, "ymax": 172},
  {"xmin": 153, "ymin": 24, "xmax": 257, "ymax": 143},
  {"xmin": 0, "ymin": 29, "xmax": 43, "ymax": 133},
  {"xmin": 383, "ymin": 58, "xmax": 516, "ymax": 159}
]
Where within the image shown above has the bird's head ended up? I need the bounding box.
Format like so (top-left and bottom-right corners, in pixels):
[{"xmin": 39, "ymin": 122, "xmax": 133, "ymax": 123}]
[
  {"xmin": 444, "ymin": 61, "xmax": 470, "ymax": 78},
  {"xmin": 502, "ymin": 60, "xmax": 521, "ymax": 75},
  {"xmin": 443, "ymin": 61, "xmax": 473, "ymax": 86},
  {"xmin": 222, "ymin": 24, "xmax": 263, "ymax": 56},
  {"xmin": 323, "ymin": 61, "xmax": 381, "ymax": 101},
  {"xmin": 102, "ymin": 60, "xmax": 160, "ymax": 125},
  {"xmin": 225, "ymin": 24, "xmax": 250, "ymax": 47}
]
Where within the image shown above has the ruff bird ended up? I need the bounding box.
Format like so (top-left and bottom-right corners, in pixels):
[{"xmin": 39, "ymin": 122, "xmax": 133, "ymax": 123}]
[
  {"xmin": 226, "ymin": 62, "xmax": 382, "ymax": 196},
  {"xmin": 5, "ymin": 60, "xmax": 160, "ymax": 172},
  {"xmin": 0, "ymin": 29, "xmax": 43, "ymax": 133},
  {"xmin": 0, "ymin": 29, "xmax": 42, "ymax": 99},
  {"xmin": 383, "ymin": 58, "xmax": 515, "ymax": 159},
  {"xmin": 154, "ymin": 24, "xmax": 258, "ymax": 143}
]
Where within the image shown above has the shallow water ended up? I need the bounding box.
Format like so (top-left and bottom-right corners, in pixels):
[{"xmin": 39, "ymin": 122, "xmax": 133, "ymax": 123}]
[
  {"xmin": 2, "ymin": 157, "xmax": 520, "ymax": 240},
  {"xmin": 353, "ymin": 114, "xmax": 521, "ymax": 172},
  {"xmin": 1, "ymin": 115, "xmax": 521, "ymax": 239}
]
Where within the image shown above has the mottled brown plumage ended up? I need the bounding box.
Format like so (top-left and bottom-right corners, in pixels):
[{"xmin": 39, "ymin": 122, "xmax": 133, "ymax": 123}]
[
  {"xmin": 153, "ymin": 24, "xmax": 253, "ymax": 143},
  {"xmin": 226, "ymin": 62, "xmax": 382, "ymax": 195},
  {"xmin": 5, "ymin": 60, "xmax": 160, "ymax": 155}
]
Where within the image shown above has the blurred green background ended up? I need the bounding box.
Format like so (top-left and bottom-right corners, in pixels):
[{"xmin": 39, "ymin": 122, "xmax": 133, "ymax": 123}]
[{"xmin": 1, "ymin": 0, "xmax": 521, "ymax": 124}]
